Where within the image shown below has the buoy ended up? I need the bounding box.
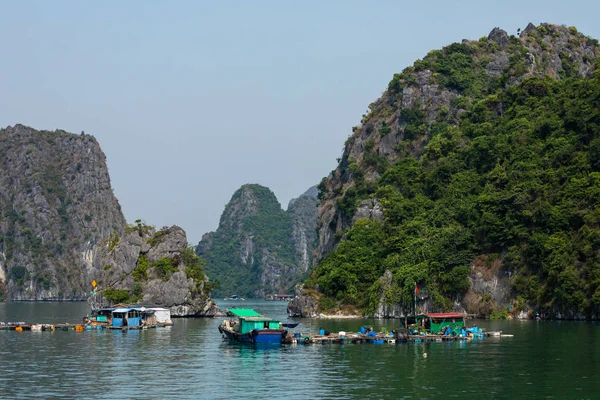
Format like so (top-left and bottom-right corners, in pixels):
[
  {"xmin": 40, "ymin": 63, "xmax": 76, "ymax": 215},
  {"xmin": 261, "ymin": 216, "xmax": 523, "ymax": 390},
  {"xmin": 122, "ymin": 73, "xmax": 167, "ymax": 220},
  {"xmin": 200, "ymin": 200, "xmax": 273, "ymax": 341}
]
[
  {"xmin": 75, "ymin": 325, "xmax": 84, "ymax": 332},
  {"xmin": 15, "ymin": 326, "xmax": 23, "ymax": 332}
]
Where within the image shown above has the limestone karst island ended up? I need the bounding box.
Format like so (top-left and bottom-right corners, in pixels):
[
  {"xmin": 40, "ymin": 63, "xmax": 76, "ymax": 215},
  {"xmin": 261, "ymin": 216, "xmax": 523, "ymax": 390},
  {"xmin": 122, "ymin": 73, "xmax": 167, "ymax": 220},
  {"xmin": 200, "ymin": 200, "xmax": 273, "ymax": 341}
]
[{"xmin": 1, "ymin": 12, "xmax": 599, "ymax": 399}]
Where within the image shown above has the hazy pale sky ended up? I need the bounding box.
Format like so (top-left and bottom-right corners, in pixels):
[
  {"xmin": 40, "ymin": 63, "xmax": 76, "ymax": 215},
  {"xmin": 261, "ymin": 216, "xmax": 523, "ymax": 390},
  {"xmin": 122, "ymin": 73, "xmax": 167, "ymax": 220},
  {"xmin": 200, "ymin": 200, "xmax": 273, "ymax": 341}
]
[{"xmin": 1, "ymin": 1, "xmax": 598, "ymax": 243}]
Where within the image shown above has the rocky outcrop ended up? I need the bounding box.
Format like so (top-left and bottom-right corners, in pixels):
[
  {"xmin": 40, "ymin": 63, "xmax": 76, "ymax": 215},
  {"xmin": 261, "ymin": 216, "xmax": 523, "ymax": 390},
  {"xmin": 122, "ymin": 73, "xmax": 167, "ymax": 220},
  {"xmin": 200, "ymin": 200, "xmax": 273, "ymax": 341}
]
[
  {"xmin": 0, "ymin": 124, "xmax": 125, "ymax": 300},
  {"xmin": 488, "ymin": 27, "xmax": 510, "ymax": 47},
  {"xmin": 198, "ymin": 184, "xmax": 318, "ymax": 298},
  {"xmin": 0, "ymin": 125, "xmax": 217, "ymax": 315},
  {"xmin": 314, "ymin": 23, "xmax": 600, "ymax": 263},
  {"xmin": 287, "ymin": 284, "xmax": 319, "ymax": 318},
  {"xmin": 306, "ymin": 23, "xmax": 600, "ymax": 320},
  {"xmin": 89, "ymin": 224, "xmax": 218, "ymax": 317}
]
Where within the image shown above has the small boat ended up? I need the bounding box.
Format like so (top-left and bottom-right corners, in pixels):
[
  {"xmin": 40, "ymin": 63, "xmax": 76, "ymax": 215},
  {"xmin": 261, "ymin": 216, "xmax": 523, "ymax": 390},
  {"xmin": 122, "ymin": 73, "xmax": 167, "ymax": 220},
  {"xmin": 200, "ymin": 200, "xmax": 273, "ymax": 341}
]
[
  {"xmin": 223, "ymin": 295, "xmax": 245, "ymax": 301},
  {"xmin": 218, "ymin": 308, "xmax": 286, "ymax": 344}
]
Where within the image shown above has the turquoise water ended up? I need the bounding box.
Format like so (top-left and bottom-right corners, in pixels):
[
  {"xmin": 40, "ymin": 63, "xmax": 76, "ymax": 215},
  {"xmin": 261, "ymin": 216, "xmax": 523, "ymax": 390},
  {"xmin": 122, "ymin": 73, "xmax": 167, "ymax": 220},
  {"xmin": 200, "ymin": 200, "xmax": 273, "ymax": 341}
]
[{"xmin": 0, "ymin": 300, "xmax": 598, "ymax": 399}]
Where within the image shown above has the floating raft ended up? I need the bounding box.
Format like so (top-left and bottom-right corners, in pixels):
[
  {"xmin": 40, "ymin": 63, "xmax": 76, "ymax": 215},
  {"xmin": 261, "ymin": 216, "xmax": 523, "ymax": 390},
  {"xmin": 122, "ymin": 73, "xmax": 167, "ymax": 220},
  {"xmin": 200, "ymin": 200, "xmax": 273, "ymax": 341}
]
[
  {"xmin": 0, "ymin": 322, "xmax": 172, "ymax": 332},
  {"xmin": 283, "ymin": 331, "xmax": 508, "ymax": 344}
]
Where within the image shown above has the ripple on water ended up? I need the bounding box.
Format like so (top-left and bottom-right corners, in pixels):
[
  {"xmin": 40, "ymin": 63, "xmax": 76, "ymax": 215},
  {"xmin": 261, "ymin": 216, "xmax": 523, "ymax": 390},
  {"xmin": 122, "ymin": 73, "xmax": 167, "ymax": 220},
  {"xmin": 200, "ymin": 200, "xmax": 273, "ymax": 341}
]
[{"xmin": 1, "ymin": 302, "xmax": 600, "ymax": 399}]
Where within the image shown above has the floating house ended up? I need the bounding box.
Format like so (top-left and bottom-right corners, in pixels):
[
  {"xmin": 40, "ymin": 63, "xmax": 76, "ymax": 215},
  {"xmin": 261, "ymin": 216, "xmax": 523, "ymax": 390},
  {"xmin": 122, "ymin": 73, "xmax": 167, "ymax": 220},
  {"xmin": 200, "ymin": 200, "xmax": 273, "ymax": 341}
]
[
  {"xmin": 404, "ymin": 312, "xmax": 466, "ymax": 335},
  {"xmin": 88, "ymin": 305, "xmax": 172, "ymax": 329},
  {"xmin": 111, "ymin": 308, "xmax": 142, "ymax": 327}
]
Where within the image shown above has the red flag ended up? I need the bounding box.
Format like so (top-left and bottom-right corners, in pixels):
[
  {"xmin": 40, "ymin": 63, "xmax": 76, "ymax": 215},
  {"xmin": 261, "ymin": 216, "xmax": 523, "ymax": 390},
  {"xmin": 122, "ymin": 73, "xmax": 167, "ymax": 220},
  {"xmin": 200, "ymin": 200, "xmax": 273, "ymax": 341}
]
[{"xmin": 415, "ymin": 284, "xmax": 419, "ymax": 294}]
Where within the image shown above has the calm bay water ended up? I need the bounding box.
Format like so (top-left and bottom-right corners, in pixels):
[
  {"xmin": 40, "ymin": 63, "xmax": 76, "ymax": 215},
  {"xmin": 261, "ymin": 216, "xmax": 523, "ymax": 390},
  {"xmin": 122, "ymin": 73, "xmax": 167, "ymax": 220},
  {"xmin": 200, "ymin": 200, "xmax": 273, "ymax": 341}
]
[{"xmin": 0, "ymin": 300, "xmax": 598, "ymax": 399}]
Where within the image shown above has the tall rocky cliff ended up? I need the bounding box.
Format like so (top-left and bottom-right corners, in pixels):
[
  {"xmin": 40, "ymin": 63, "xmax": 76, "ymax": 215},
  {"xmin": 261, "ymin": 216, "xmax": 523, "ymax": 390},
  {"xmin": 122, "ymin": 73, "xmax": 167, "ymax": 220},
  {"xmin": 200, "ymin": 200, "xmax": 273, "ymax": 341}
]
[
  {"xmin": 0, "ymin": 125, "xmax": 125, "ymax": 300},
  {"xmin": 0, "ymin": 125, "xmax": 217, "ymax": 316},
  {"xmin": 296, "ymin": 23, "xmax": 600, "ymax": 319},
  {"xmin": 197, "ymin": 184, "xmax": 318, "ymax": 298},
  {"xmin": 316, "ymin": 23, "xmax": 600, "ymax": 262}
]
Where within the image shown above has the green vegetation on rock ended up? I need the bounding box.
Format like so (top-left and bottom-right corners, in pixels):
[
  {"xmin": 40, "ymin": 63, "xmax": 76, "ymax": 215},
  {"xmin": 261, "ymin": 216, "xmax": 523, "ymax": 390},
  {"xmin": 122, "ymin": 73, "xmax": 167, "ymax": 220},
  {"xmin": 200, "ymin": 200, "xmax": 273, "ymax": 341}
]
[
  {"xmin": 198, "ymin": 184, "xmax": 318, "ymax": 298},
  {"xmin": 310, "ymin": 24, "xmax": 600, "ymax": 318}
]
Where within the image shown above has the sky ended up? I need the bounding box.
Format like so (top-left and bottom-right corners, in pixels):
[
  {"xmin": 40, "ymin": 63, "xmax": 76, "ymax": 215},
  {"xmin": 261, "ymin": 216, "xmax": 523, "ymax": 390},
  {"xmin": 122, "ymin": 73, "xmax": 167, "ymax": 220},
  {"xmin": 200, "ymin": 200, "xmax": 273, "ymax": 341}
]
[{"xmin": 1, "ymin": 0, "xmax": 599, "ymax": 244}]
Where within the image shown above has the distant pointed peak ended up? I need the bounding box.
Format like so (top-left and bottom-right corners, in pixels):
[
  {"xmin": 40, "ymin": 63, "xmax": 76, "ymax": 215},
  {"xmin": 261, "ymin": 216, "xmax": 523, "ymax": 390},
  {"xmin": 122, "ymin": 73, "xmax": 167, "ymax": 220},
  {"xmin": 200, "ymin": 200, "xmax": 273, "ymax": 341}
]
[
  {"xmin": 488, "ymin": 27, "xmax": 509, "ymax": 47},
  {"xmin": 523, "ymin": 22, "xmax": 537, "ymax": 33}
]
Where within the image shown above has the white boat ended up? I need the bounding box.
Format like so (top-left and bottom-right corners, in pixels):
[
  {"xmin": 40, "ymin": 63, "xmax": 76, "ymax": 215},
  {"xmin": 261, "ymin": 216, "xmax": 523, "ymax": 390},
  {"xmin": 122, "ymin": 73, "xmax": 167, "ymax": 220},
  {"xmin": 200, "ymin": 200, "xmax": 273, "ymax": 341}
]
[{"xmin": 224, "ymin": 295, "xmax": 245, "ymax": 301}]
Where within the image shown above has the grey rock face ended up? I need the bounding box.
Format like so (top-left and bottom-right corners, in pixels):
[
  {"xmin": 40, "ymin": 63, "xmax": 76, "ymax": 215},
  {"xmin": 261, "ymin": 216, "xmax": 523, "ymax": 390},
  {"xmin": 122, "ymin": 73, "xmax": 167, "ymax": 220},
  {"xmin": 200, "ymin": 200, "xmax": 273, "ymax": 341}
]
[
  {"xmin": 288, "ymin": 186, "xmax": 319, "ymax": 273},
  {"xmin": 92, "ymin": 225, "xmax": 218, "ymax": 317},
  {"xmin": 352, "ymin": 199, "xmax": 384, "ymax": 224},
  {"xmin": 0, "ymin": 125, "xmax": 217, "ymax": 314},
  {"xmin": 488, "ymin": 27, "xmax": 509, "ymax": 47},
  {"xmin": 523, "ymin": 22, "xmax": 537, "ymax": 34},
  {"xmin": 0, "ymin": 125, "xmax": 125, "ymax": 300},
  {"xmin": 287, "ymin": 284, "xmax": 318, "ymax": 317}
]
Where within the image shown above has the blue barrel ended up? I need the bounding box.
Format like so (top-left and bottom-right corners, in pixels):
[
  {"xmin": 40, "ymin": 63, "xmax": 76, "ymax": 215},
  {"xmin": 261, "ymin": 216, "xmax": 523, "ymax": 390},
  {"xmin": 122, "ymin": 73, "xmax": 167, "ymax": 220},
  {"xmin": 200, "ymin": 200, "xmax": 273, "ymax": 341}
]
[{"xmin": 319, "ymin": 329, "xmax": 325, "ymax": 335}]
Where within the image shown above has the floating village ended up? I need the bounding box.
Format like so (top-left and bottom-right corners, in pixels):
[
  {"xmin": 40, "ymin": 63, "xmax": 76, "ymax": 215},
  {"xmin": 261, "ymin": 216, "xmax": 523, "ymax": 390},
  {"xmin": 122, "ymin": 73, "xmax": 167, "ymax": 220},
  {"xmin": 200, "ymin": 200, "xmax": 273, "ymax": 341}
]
[
  {"xmin": 0, "ymin": 303, "xmax": 173, "ymax": 332},
  {"xmin": 2, "ymin": 304, "xmax": 513, "ymax": 344},
  {"xmin": 218, "ymin": 308, "xmax": 513, "ymax": 344}
]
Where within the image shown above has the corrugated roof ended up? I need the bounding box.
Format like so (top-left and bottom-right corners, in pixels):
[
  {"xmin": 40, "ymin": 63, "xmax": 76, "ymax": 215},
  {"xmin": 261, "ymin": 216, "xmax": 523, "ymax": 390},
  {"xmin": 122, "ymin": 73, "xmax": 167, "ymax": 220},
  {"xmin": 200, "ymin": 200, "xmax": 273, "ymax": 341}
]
[
  {"xmin": 228, "ymin": 308, "xmax": 263, "ymax": 317},
  {"xmin": 113, "ymin": 308, "xmax": 132, "ymax": 313}
]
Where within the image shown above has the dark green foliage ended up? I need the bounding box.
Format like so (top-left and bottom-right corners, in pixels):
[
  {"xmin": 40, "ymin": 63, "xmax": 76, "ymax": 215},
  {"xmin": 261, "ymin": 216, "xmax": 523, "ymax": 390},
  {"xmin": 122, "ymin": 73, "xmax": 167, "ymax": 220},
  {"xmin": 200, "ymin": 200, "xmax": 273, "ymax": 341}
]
[
  {"xmin": 103, "ymin": 287, "xmax": 132, "ymax": 304},
  {"xmin": 133, "ymin": 254, "xmax": 149, "ymax": 282},
  {"xmin": 9, "ymin": 266, "xmax": 29, "ymax": 287},
  {"xmin": 125, "ymin": 219, "xmax": 153, "ymax": 237},
  {"xmin": 131, "ymin": 283, "xmax": 143, "ymax": 301},
  {"xmin": 311, "ymin": 73, "xmax": 600, "ymax": 316},
  {"xmin": 309, "ymin": 219, "xmax": 386, "ymax": 306},
  {"xmin": 199, "ymin": 184, "xmax": 298, "ymax": 298},
  {"xmin": 152, "ymin": 256, "xmax": 179, "ymax": 281},
  {"xmin": 182, "ymin": 247, "xmax": 207, "ymax": 291}
]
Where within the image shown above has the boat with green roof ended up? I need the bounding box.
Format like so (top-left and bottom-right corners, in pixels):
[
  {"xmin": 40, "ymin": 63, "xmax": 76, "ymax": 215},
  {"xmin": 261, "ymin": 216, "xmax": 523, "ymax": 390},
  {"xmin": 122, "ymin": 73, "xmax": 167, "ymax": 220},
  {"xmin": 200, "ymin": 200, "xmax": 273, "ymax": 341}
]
[{"xmin": 218, "ymin": 308, "xmax": 287, "ymax": 343}]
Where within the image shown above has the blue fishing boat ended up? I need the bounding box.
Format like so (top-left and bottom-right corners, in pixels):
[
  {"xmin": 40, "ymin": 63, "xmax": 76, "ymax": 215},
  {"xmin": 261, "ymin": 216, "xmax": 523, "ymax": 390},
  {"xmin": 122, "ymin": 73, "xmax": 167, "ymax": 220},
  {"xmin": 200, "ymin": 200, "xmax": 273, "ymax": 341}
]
[{"xmin": 218, "ymin": 308, "xmax": 286, "ymax": 343}]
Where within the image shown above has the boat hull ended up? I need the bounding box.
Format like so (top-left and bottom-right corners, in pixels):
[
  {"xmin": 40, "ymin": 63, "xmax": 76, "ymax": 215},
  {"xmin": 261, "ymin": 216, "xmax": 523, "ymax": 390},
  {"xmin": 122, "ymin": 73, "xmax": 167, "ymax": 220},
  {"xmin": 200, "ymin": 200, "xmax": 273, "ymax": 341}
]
[
  {"xmin": 252, "ymin": 329, "xmax": 285, "ymax": 343},
  {"xmin": 219, "ymin": 325, "xmax": 285, "ymax": 344}
]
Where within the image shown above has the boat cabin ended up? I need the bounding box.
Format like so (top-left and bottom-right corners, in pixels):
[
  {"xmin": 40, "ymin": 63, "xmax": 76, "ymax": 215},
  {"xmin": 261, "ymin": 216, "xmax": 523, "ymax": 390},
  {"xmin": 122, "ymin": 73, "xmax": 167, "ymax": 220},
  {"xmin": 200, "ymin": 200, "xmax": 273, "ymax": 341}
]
[{"xmin": 228, "ymin": 308, "xmax": 281, "ymax": 334}]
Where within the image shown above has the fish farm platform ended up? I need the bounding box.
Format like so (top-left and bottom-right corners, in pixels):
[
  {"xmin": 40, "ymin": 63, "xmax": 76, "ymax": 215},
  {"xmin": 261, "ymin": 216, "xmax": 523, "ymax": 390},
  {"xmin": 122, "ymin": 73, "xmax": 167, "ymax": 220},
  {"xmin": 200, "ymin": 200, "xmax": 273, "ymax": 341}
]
[
  {"xmin": 0, "ymin": 323, "xmax": 171, "ymax": 332},
  {"xmin": 284, "ymin": 331, "xmax": 511, "ymax": 345}
]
